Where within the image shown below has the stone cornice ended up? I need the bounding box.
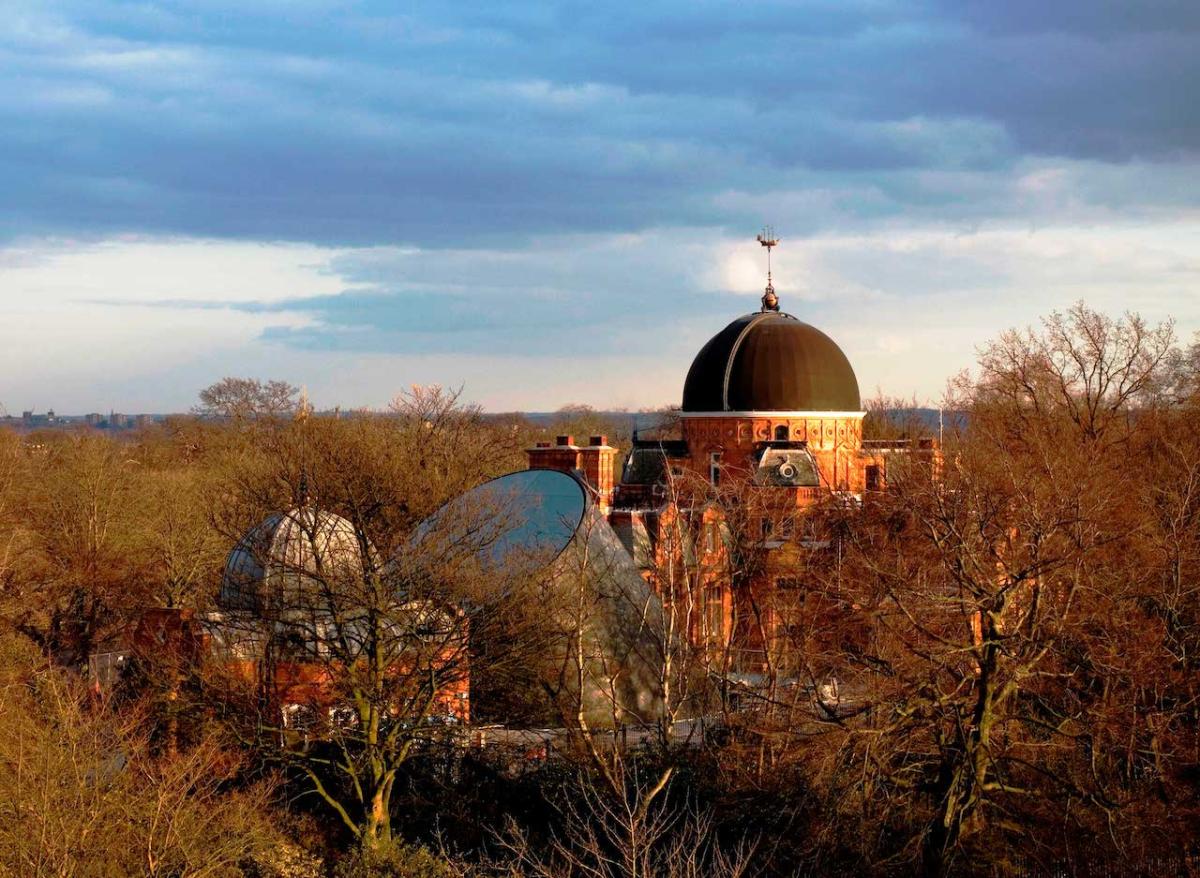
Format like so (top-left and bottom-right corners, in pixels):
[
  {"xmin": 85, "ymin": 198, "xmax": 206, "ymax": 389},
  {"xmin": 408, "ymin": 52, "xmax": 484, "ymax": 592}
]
[{"xmin": 679, "ymin": 411, "xmax": 866, "ymax": 419}]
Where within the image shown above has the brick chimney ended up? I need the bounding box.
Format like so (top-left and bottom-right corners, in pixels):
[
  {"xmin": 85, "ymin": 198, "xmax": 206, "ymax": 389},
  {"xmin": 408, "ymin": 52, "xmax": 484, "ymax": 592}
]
[
  {"xmin": 526, "ymin": 434, "xmax": 581, "ymax": 475},
  {"xmin": 577, "ymin": 435, "xmax": 617, "ymax": 515},
  {"xmin": 526, "ymin": 434, "xmax": 618, "ymax": 515}
]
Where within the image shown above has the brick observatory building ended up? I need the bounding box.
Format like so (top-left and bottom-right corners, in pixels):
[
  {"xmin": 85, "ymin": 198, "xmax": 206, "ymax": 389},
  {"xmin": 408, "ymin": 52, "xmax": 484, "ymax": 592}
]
[
  {"xmin": 527, "ymin": 241, "xmax": 937, "ymax": 676},
  {"xmin": 93, "ymin": 236, "xmax": 936, "ymax": 726}
]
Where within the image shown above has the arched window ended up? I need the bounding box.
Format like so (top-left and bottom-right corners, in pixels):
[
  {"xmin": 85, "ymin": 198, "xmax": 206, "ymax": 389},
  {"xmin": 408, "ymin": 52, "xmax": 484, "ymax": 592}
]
[{"xmin": 774, "ymin": 424, "xmax": 789, "ymax": 441}]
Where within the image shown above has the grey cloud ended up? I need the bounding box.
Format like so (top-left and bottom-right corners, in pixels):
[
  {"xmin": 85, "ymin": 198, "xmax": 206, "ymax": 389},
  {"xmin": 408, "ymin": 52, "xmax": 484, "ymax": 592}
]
[
  {"xmin": 0, "ymin": 0, "xmax": 1196, "ymax": 251},
  {"xmin": 83, "ymin": 230, "xmax": 755, "ymax": 357}
]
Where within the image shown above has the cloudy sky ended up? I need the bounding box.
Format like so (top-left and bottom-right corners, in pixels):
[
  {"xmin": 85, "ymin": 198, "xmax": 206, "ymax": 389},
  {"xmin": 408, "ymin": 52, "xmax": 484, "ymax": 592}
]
[{"xmin": 1, "ymin": 1, "xmax": 1198, "ymax": 414}]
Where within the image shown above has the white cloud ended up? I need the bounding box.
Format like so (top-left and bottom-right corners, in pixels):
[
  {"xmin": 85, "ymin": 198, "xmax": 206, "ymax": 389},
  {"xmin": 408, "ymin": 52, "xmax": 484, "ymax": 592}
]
[
  {"xmin": 0, "ymin": 237, "xmax": 358, "ymax": 306},
  {"xmin": 0, "ymin": 237, "xmax": 337, "ymax": 413},
  {"xmin": 806, "ymin": 221, "xmax": 1200, "ymax": 403},
  {"xmin": 1, "ymin": 220, "xmax": 1197, "ymax": 415}
]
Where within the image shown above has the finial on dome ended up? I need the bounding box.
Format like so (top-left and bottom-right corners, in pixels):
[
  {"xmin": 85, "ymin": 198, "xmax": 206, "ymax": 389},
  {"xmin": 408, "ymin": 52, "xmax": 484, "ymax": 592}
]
[
  {"xmin": 756, "ymin": 228, "xmax": 780, "ymax": 312},
  {"xmin": 295, "ymin": 387, "xmax": 313, "ymax": 505},
  {"xmin": 295, "ymin": 386, "xmax": 313, "ymax": 422}
]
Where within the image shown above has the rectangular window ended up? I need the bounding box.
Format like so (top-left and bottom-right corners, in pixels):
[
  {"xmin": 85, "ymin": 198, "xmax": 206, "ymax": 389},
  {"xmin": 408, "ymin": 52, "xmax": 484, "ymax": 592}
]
[
  {"xmin": 866, "ymin": 464, "xmax": 882, "ymax": 492},
  {"xmin": 709, "ymin": 451, "xmax": 722, "ymax": 486},
  {"xmin": 704, "ymin": 584, "xmax": 725, "ymax": 645}
]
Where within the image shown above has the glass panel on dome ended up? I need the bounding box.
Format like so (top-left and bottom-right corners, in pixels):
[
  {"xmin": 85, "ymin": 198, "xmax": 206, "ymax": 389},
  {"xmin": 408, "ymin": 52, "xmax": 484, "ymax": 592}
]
[{"xmin": 415, "ymin": 469, "xmax": 587, "ymax": 569}]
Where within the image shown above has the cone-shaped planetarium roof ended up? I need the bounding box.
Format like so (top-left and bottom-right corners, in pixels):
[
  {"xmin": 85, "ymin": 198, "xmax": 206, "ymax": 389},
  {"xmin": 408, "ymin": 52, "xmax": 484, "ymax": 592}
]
[{"xmin": 414, "ymin": 468, "xmax": 665, "ymax": 727}]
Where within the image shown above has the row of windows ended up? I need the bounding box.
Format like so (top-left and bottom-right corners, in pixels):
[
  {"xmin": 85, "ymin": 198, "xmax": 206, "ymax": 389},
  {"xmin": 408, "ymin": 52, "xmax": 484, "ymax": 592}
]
[
  {"xmin": 694, "ymin": 579, "xmax": 817, "ymax": 649},
  {"xmin": 707, "ymin": 427, "xmax": 801, "ymax": 486},
  {"xmin": 708, "ymin": 453, "xmax": 882, "ymax": 490},
  {"xmin": 760, "ymin": 517, "xmax": 796, "ymax": 540}
]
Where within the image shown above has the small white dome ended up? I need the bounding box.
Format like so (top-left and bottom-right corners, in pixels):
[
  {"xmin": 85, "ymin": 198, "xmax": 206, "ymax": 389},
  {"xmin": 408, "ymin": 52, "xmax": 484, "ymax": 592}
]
[{"xmin": 220, "ymin": 507, "xmax": 369, "ymax": 613}]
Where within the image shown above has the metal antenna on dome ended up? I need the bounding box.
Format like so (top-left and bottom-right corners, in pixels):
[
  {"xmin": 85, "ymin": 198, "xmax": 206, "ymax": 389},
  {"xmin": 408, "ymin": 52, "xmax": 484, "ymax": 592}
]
[
  {"xmin": 295, "ymin": 386, "xmax": 314, "ymax": 506},
  {"xmin": 295, "ymin": 386, "xmax": 313, "ymax": 424},
  {"xmin": 757, "ymin": 228, "xmax": 780, "ymax": 312}
]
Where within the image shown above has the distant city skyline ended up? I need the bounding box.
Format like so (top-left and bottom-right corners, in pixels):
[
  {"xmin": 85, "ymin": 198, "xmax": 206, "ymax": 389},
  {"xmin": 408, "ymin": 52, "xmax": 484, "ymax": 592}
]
[{"xmin": 2, "ymin": 2, "xmax": 1198, "ymax": 414}]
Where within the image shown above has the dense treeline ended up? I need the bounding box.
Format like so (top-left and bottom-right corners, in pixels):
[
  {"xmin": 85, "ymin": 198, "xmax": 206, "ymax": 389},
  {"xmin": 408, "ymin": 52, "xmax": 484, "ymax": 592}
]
[{"xmin": 0, "ymin": 306, "xmax": 1198, "ymax": 877}]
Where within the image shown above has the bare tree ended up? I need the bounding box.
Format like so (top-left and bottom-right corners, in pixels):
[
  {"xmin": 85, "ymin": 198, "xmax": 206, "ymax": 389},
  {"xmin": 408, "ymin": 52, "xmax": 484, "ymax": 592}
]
[
  {"xmin": 862, "ymin": 391, "xmax": 935, "ymax": 441},
  {"xmin": 194, "ymin": 377, "xmax": 300, "ymax": 422},
  {"xmin": 796, "ymin": 304, "xmax": 1194, "ymax": 874},
  {"xmin": 0, "ymin": 430, "xmax": 28, "ymax": 619},
  {"xmin": 520, "ymin": 487, "xmax": 749, "ymax": 878},
  {"xmin": 137, "ymin": 468, "xmax": 226, "ymax": 609},
  {"xmin": 975, "ymin": 301, "xmax": 1179, "ymax": 443},
  {"xmin": 204, "ymin": 404, "xmax": 539, "ymax": 853},
  {"xmin": 496, "ymin": 784, "xmax": 754, "ymax": 878},
  {"xmin": 0, "ymin": 634, "xmax": 280, "ymax": 877},
  {"xmin": 16, "ymin": 433, "xmax": 144, "ymax": 663}
]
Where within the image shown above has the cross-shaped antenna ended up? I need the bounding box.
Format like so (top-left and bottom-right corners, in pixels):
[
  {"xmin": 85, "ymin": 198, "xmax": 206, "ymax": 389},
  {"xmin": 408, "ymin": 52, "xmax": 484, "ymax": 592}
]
[{"xmin": 756, "ymin": 227, "xmax": 781, "ymax": 311}]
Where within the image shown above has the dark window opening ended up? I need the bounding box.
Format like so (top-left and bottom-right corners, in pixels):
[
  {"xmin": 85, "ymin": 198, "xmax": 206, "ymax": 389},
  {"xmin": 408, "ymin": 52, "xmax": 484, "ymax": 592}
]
[{"xmin": 703, "ymin": 585, "xmax": 724, "ymax": 644}]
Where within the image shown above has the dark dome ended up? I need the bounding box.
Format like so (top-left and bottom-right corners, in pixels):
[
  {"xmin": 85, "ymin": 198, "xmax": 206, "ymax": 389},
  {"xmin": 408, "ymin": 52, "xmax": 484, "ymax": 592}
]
[{"xmin": 682, "ymin": 312, "xmax": 861, "ymax": 413}]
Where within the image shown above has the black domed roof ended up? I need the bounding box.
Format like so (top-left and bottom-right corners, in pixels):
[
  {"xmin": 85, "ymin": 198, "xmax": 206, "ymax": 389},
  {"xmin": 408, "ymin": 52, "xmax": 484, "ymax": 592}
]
[{"xmin": 682, "ymin": 312, "xmax": 861, "ymax": 413}]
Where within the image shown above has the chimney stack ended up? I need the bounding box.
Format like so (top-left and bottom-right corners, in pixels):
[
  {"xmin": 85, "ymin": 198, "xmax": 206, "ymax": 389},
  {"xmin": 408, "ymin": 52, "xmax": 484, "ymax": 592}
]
[
  {"xmin": 525, "ymin": 434, "xmax": 618, "ymax": 516},
  {"xmin": 577, "ymin": 435, "xmax": 617, "ymax": 515},
  {"xmin": 526, "ymin": 434, "xmax": 580, "ymax": 475}
]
